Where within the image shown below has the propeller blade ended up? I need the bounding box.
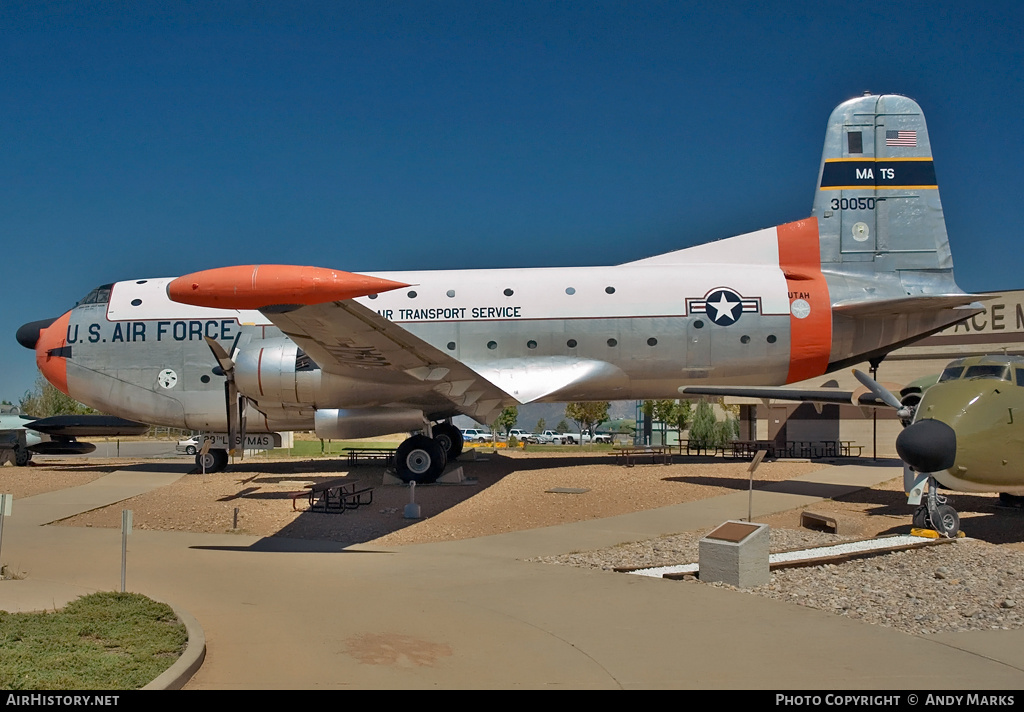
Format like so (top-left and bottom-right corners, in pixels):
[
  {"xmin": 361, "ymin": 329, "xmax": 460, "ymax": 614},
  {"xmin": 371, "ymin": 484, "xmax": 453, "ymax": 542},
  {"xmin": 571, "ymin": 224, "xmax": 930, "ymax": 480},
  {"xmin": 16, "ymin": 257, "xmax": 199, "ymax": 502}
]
[
  {"xmin": 205, "ymin": 337, "xmax": 235, "ymax": 374},
  {"xmin": 852, "ymin": 369, "xmax": 903, "ymax": 410},
  {"xmin": 238, "ymin": 395, "xmax": 248, "ymax": 461},
  {"xmin": 225, "ymin": 380, "xmax": 239, "ymax": 457},
  {"xmin": 205, "ymin": 337, "xmax": 241, "ymax": 457}
]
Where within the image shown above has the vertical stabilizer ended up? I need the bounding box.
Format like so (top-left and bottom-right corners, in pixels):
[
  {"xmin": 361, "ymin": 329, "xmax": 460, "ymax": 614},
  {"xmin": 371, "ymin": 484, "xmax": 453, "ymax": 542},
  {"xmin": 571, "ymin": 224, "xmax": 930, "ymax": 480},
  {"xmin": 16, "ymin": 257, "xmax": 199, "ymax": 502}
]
[{"xmin": 812, "ymin": 94, "xmax": 953, "ymax": 278}]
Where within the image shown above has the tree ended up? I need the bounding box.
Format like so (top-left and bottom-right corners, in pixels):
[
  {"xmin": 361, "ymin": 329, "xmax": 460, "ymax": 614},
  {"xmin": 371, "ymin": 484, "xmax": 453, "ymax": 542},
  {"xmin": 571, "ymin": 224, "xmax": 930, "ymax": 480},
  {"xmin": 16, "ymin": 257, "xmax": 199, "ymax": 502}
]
[
  {"xmin": 564, "ymin": 402, "xmax": 610, "ymax": 446},
  {"xmin": 689, "ymin": 400, "xmax": 718, "ymax": 452},
  {"xmin": 641, "ymin": 400, "xmax": 655, "ymax": 444},
  {"xmin": 535, "ymin": 418, "xmax": 546, "ymax": 434},
  {"xmin": 491, "ymin": 406, "xmax": 518, "ymax": 439},
  {"xmin": 715, "ymin": 415, "xmax": 740, "ymax": 446},
  {"xmin": 555, "ymin": 419, "xmax": 570, "ymax": 433},
  {"xmin": 20, "ymin": 376, "xmax": 95, "ymax": 417},
  {"xmin": 668, "ymin": 400, "xmax": 693, "ymax": 444}
]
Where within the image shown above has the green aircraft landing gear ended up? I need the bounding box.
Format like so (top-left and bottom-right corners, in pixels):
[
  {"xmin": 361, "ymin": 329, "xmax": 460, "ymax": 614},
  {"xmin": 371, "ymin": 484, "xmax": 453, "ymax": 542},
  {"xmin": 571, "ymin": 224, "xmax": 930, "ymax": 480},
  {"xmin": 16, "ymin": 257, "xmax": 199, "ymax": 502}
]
[{"xmin": 925, "ymin": 476, "xmax": 960, "ymax": 538}]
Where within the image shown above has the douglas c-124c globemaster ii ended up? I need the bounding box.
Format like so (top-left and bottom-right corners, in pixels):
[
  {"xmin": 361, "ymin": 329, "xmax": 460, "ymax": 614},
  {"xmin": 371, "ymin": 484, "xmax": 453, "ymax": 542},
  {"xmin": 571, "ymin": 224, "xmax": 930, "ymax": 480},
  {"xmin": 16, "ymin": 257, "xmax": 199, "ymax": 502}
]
[{"xmin": 17, "ymin": 94, "xmax": 981, "ymax": 483}]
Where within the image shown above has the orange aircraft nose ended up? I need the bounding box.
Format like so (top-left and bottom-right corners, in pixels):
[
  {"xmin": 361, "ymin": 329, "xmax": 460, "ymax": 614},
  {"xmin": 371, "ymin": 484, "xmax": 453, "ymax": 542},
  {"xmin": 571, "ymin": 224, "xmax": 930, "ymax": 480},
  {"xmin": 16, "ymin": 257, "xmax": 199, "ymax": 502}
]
[{"xmin": 35, "ymin": 311, "xmax": 73, "ymax": 397}]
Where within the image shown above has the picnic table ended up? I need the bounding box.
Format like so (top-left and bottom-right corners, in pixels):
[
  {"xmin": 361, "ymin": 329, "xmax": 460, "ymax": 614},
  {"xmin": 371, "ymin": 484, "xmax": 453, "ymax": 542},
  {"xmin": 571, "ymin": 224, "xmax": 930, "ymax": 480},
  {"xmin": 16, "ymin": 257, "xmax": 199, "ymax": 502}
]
[
  {"xmin": 613, "ymin": 445, "xmax": 673, "ymax": 467},
  {"xmin": 292, "ymin": 478, "xmax": 375, "ymax": 513},
  {"xmin": 839, "ymin": 440, "xmax": 863, "ymax": 456},
  {"xmin": 340, "ymin": 447, "xmax": 396, "ymax": 466}
]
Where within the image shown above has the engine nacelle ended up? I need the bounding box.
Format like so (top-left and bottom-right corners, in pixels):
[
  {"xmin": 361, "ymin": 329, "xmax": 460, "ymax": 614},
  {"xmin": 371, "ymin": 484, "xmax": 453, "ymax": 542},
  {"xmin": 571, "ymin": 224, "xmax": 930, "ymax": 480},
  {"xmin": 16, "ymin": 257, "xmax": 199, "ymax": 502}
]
[
  {"xmin": 314, "ymin": 408, "xmax": 425, "ymax": 439},
  {"xmin": 235, "ymin": 338, "xmax": 321, "ymax": 404}
]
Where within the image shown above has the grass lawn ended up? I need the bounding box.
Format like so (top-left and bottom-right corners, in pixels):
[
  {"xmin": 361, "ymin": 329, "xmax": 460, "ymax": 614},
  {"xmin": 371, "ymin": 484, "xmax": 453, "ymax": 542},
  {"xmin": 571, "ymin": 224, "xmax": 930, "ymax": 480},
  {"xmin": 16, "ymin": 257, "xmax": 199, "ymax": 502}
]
[{"xmin": 0, "ymin": 592, "xmax": 186, "ymax": 690}]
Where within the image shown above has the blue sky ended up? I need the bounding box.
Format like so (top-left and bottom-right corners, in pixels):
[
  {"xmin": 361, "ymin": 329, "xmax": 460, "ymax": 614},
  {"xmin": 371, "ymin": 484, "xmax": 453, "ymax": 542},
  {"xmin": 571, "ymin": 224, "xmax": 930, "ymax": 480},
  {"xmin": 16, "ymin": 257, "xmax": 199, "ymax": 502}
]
[{"xmin": 2, "ymin": 1, "xmax": 1022, "ymax": 402}]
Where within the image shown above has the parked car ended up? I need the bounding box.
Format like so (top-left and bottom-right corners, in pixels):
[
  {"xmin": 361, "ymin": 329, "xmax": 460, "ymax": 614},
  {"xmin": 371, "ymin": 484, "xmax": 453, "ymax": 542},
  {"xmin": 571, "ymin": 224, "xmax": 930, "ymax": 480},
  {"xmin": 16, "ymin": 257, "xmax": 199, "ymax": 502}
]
[
  {"xmin": 536, "ymin": 430, "xmax": 570, "ymax": 444},
  {"xmin": 176, "ymin": 437, "xmax": 199, "ymax": 455},
  {"xmin": 507, "ymin": 429, "xmax": 539, "ymax": 443},
  {"xmin": 460, "ymin": 428, "xmax": 492, "ymax": 443}
]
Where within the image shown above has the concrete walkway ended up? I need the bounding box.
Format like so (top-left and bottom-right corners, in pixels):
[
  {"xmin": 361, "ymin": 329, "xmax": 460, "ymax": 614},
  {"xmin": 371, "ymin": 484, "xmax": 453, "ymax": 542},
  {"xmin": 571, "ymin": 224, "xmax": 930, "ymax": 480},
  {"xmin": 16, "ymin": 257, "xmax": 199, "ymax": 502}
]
[{"xmin": 2, "ymin": 461, "xmax": 1023, "ymax": 689}]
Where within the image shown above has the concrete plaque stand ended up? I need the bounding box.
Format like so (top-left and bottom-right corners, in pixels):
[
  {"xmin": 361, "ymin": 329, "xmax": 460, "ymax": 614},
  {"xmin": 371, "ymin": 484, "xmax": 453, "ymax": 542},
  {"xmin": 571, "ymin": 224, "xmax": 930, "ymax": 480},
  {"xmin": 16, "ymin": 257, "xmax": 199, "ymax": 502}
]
[{"xmin": 699, "ymin": 521, "xmax": 769, "ymax": 588}]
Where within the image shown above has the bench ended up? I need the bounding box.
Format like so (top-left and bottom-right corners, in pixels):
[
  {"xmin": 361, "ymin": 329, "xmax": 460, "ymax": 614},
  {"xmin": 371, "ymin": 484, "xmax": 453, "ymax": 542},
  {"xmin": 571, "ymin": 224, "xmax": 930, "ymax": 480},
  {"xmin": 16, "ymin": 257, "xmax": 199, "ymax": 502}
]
[{"xmin": 292, "ymin": 478, "xmax": 375, "ymax": 513}]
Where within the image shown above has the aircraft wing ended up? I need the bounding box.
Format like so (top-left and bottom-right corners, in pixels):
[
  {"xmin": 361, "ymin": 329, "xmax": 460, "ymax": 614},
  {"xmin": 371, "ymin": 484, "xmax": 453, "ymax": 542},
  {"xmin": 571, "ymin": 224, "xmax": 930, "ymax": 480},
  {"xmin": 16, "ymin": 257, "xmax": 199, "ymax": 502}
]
[
  {"xmin": 679, "ymin": 385, "xmax": 889, "ymax": 408},
  {"xmin": 25, "ymin": 415, "xmax": 150, "ymax": 437},
  {"xmin": 260, "ymin": 300, "xmax": 514, "ymax": 423}
]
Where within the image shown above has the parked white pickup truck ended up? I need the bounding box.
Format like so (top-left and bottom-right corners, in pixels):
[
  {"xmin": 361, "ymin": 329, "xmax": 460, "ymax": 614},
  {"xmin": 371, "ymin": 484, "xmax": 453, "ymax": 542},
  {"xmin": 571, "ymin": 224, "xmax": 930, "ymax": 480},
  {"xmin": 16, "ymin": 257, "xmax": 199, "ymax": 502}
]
[{"xmin": 541, "ymin": 429, "xmax": 614, "ymax": 444}]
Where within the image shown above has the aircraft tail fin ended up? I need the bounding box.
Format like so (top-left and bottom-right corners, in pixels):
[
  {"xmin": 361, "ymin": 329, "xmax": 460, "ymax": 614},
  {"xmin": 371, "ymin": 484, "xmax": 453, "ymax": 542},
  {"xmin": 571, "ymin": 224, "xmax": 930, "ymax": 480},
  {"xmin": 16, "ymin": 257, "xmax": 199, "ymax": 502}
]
[{"xmin": 812, "ymin": 94, "xmax": 954, "ymax": 279}]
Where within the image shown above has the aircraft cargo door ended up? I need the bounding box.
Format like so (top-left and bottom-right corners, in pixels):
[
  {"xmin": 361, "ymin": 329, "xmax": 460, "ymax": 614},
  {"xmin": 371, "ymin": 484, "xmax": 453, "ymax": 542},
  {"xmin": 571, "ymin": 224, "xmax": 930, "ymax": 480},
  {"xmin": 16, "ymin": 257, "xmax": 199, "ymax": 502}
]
[{"xmin": 685, "ymin": 318, "xmax": 711, "ymax": 375}]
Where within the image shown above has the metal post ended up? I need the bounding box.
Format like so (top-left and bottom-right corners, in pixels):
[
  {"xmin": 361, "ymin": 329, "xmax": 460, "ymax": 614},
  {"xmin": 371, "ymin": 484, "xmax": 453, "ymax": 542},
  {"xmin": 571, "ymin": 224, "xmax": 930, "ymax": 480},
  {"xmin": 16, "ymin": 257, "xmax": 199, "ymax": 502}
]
[
  {"xmin": 747, "ymin": 451, "xmax": 766, "ymax": 522},
  {"xmin": 121, "ymin": 510, "xmax": 132, "ymax": 593},
  {"xmin": 0, "ymin": 494, "xmax": 10, "ymax": 573}
]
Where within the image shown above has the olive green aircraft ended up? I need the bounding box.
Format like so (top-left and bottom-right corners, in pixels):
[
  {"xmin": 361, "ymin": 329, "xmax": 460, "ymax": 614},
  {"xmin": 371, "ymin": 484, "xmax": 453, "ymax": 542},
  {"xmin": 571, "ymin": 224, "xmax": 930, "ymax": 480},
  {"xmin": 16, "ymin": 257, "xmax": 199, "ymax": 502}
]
[{"xmin": 682, "ymin": 354, "xmax": 1024, "ymax": 537}]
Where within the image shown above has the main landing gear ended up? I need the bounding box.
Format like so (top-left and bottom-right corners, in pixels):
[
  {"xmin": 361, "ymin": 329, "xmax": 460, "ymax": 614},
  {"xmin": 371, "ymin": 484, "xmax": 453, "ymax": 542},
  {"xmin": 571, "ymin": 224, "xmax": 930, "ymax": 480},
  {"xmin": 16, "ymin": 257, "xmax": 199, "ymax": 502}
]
[{"xmin": 393, "ymin": 422, "xmax": 464, "ymax": 484}]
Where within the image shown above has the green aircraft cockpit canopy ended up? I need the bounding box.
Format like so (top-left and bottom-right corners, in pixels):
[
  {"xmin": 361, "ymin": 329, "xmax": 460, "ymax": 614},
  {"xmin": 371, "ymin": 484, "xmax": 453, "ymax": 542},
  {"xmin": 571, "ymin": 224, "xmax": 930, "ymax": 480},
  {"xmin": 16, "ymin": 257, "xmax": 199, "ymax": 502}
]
[{"xmin": 937, "ymin": 355, "xmax": 1024, "ymax": 385}]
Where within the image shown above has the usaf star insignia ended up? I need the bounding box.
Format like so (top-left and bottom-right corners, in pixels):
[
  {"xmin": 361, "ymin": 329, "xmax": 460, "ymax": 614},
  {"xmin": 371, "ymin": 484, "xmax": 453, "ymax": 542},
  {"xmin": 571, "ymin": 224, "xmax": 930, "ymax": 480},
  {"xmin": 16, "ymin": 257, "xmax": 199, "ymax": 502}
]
[{"xmin": 686, "ymin": 288, "xmax": 761, "ymax": 326}]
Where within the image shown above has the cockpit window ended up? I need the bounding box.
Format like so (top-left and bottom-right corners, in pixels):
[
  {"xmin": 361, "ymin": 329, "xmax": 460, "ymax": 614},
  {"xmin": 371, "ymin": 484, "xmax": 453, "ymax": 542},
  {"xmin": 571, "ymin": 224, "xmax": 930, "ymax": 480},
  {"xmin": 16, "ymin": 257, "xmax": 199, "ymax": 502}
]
[
  {"xmin": 1016, "ymin": 370, "xmax": 1024, "ymax": 387},
  {"xmin": 938, "ymin": 366, "xmax": 964, "ymax": 382},
  {"xmin": 964, "ymin": 364, "xmax": 1010, "ymax": 381},
  {"xmin": 76, "ymin": 284, "xmax": 113, "ymax": 306}
]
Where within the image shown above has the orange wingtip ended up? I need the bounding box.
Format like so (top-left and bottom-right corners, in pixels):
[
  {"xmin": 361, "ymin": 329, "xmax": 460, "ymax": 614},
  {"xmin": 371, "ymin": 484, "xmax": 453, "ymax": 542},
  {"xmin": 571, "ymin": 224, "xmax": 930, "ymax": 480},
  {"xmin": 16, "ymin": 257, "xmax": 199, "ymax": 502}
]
[{"xmin": 166, "ymin": 265, "xmax": 410, "ymax": 309}]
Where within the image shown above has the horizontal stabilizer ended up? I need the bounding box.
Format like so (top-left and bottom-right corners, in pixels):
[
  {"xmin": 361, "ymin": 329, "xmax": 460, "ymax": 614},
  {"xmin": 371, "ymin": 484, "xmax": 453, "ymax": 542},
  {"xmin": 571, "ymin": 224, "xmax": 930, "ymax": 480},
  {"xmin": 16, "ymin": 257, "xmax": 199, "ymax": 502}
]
[
  {"xmin": 832, "ymin": 295, "xmax": 986, "ymax": 318},
  {"xmin": 680, "ymin": 385, "xmax": 887, "ymax": 408}
]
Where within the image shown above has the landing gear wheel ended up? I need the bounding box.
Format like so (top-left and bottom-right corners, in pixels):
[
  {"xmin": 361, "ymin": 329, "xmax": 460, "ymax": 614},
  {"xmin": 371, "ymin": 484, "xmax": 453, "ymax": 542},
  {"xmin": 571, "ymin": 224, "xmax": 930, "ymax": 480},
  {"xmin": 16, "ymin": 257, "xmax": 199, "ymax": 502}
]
[
  {"xmin": 196, "ymin": 448, "xmax": 229, "ymax": 473},
  {"xmin": 932, "ymin": 504, "xmax": 960, "ymax": 538},
  {"xmin": 395, "ymin": 435, "xmax": 447, "ymax": 484},
  {"xmin": 432, "ymin": 423, "xmax": 464, "ymax": 461},
  {"xmin": 14, "ymin": 447, "xmax": 31, "ymax": 467},
  {"xmin": 912, "ymin": 505, "xmax": 929, "ymax": 529}
]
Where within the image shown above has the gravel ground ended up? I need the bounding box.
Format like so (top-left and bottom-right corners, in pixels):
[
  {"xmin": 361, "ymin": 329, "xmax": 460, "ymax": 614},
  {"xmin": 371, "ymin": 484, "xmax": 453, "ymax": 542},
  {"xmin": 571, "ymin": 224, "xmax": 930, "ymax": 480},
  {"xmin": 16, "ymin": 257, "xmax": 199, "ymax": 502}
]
[{"xmin": 5, "ymin": 447, "xmax": 1024, "ymax": 636}]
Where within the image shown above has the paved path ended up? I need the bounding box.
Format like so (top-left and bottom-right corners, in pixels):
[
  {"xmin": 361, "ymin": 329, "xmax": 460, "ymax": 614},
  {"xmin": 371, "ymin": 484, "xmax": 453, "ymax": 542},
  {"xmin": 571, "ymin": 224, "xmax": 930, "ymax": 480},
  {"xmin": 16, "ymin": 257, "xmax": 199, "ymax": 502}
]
[{"xmin": 2, "ymin": 461, "xmax": 1023, "ymax": 689}]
